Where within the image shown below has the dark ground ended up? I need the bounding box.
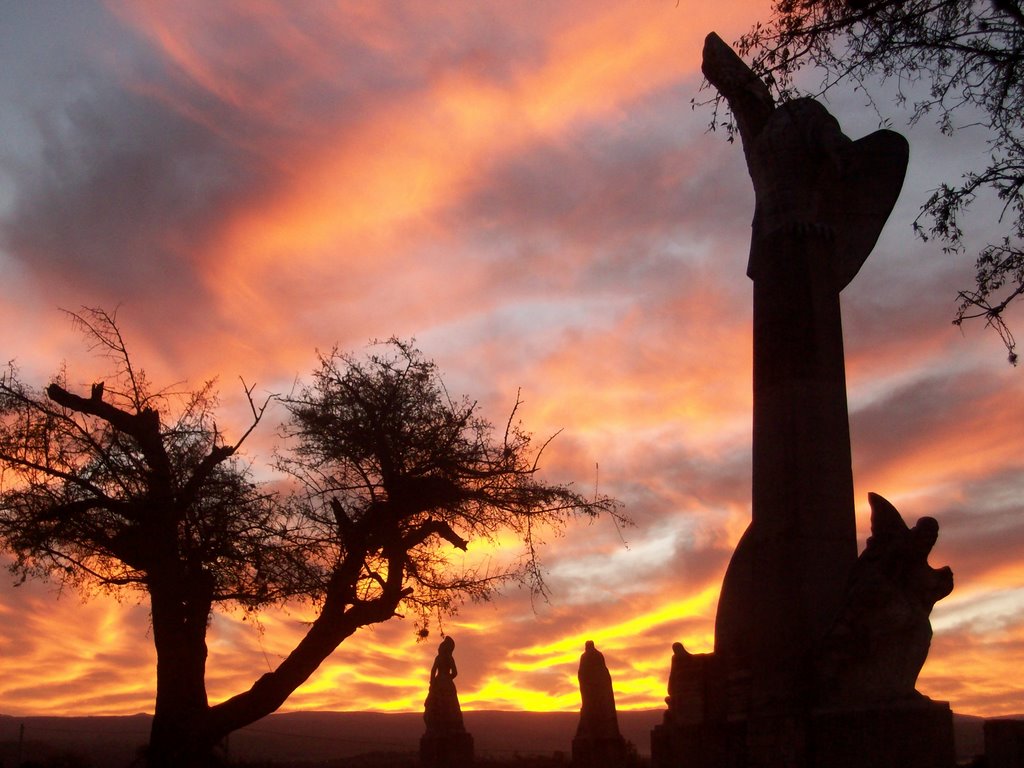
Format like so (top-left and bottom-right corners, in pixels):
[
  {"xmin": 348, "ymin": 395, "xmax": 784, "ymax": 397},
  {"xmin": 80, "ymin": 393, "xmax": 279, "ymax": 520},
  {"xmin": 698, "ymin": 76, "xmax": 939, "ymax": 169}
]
[{"xmin": 0, "ymin": 710, "xmax": 999, "ymax": 767}]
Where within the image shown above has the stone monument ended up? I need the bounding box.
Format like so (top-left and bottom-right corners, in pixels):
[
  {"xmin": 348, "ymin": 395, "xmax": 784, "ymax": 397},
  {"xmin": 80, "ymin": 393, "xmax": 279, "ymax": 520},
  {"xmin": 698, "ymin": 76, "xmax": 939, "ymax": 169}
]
[
  {"xmin": 664, "ymin": 642, "xmax": 724, "ymax": 726},
  {"xmin": 572, "ymin": 640, "xmax": 629, "ymax": 768},
  {"xmin": 420, "ymin": 636, "xmax": 474, "ymax": 767},
  {"xmin": 818, "ymin": 493, "xmax": 954, "ymax": 706},
  {"xmin": 984, "ymin": 719, "xmax": 1024, "ymax": 768},
  {"xmin": 651, "ymin": 33, "xmax": 955, "ymax": 768}
]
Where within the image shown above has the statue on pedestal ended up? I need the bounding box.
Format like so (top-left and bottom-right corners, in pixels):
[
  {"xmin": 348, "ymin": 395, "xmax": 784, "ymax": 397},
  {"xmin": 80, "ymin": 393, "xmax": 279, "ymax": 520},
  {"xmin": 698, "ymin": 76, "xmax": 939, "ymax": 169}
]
[
  {"xmin": 573, "ymin": 641, "xmax": 629, "ymax": 768},
  {"xmin": 651, "ymin": 32, "xmax": 956, "ymax": 768},
  {"xmin": 420, "ymin": 636, "xmax": 473, "ymax": 767},
  {"xmin": 424, "ymin": 636, "xmax": 465, "ymax": 733},
  {"xmin": 576, "ymin": 640, "xmax": 620, "ymax": 739}
]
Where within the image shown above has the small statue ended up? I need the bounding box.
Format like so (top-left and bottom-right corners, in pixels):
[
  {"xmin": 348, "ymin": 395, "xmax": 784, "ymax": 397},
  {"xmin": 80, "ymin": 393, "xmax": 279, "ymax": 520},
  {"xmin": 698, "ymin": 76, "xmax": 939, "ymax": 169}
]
[
  {"xmin": 423, "ymin": 636, "xmax": 465, "ymax": 734},
  {"xmin": 576, "ymin": 640, "xmax": 620, "ymax": 739},
  {"xmin": 573, "ymin": 641, "xmax": 629, "ymax": 768},
  {"xmin": 819, "ymin": 493, "xmax": 954, "ymax": 705},
  {"xmin": 666, "ymin": 642, "xmax": 688, "ymax": 713},
  {"xmin": 664, "ymin": 641, "xmax": 723, "ymax": 725}
]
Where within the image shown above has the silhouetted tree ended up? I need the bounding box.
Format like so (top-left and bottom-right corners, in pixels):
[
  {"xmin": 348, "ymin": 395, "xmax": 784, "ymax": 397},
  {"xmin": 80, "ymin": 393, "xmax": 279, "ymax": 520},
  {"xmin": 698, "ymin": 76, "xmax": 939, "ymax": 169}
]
[
  {"xmin": 0, "ymin": 309, "xmax": 290, "ymax": 766},
  {"xmin": 0, "ymin": 311, "xmax": 619, "ymax": 767},
  {"xmin": 277, "ymin": 339, "xmax": 621, "ymax": 614},
  {"xmin": 711, "ymin": 0, "xmax": 1024, "ymax": 362}
]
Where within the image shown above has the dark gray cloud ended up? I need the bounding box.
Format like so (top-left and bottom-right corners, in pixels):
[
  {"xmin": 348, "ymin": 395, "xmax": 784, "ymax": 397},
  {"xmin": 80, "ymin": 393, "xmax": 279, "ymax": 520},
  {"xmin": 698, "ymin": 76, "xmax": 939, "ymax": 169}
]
[
  {"xmin": 463, "ymin": 81, "xmax": 749, "ymax": 236},
  {"xmin": 447, "ymin": 80, "xmax": 754, "ymax": 302},
  {"xmin": 0, "ymin": 1, "xmax": 578, "ymax": 342},
  {"xmin": 926, "ymin": 468, "xmax": 1024, "ymax": 585},
  {"xmin": 3, "ymin": 89, "xmax": 262, "ymax": 300},
  {"xmin": 851, "ymin": 368, "xmax": 998, "ymax": 472},
  {"xmin": 0, "ymin": 5, "xmax": 270, "ymax": 319}
]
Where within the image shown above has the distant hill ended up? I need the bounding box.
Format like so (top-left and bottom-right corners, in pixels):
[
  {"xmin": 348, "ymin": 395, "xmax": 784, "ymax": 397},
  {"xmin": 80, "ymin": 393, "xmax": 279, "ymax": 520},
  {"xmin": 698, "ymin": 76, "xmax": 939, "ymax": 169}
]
[
  {"xmin": 0, "ymin": 713, "xmax": 151, "ymax": 766},
  {"xmin": 0, "ymin": 711, "xmax": 656, "ymax": 764},
  {"xmin": 0, "ymin": 710, "xmax": 1012, "ymax": 766}
]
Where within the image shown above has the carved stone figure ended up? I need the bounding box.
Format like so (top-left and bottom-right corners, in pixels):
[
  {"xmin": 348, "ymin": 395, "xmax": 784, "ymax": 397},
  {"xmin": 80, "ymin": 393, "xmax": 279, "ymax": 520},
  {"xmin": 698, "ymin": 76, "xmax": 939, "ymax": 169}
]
[
  {"xmin": 423, "ymin": 636, "xmax": 465, "ymax": 734},
  {"xmin": 819, "ymin": 493, "xmax": 954, "ymax": 705},
  {"xmin": 576, "ymin": 640, "xmax": 620, "ymax": 739},
  {"xmin": 664, "ymin": 642, "xmax": 724, "ymax": 726},
  {"xmin": 701, "ymin": 30, "xmax": 911, "ymax": 711},
  {"xmin": 666, "ymin": 642, "xmax": 688, "ymax": 713},
  {"xmin": 420, "ymin": 636, "xmax": 473, "ymax": 767},
  {"xmin": 572, "ymin": 641, "xmax": 630, "ymax": 768}
]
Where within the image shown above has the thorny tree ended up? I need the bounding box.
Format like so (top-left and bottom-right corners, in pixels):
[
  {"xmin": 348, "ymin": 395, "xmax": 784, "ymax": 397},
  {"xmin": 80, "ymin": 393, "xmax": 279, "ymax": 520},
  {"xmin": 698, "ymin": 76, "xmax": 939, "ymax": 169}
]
[
  {"xmin": 0, "ymin": 308, "xmax": 290, "ymax": 766},
  {"xmin": 277, "ymin": 339, "xmax": 621, "ymax": 626},
  {"xmin": 0, "ymin": 311, "xmax": 620, "ymax": 767},
  {"xmin": 709, "ymin": 0, "xmax": 1024, "ymax": 362}
]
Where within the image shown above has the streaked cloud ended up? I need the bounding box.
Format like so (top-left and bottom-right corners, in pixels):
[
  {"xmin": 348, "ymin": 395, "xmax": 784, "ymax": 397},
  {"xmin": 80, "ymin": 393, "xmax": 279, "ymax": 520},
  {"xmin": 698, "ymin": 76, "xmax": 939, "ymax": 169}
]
[{"xmin": 0, "ymin": 0, "xmax": 1020, "ymax": 722}]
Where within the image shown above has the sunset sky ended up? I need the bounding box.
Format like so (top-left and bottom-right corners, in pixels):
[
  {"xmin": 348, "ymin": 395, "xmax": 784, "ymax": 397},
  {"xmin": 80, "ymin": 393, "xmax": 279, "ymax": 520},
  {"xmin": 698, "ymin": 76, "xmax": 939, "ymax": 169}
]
[{"xmin": 0, "ymin": 1, "xmax": 1022, "ymax": 722}]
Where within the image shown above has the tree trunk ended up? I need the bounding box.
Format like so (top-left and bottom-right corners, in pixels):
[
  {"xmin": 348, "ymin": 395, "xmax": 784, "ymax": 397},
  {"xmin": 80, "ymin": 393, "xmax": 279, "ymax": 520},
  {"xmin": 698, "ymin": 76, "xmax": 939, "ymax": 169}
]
[
  {"xmin": 204, "ymin": 587, "xmax": 371, "ymax": 736},
  {"xmin": 147, "ymin": 576, "xmax": 217, "ymax": 768},
  {"xmin": 203, "ymin": 564, "xmax": 407, "ymax": 741},
  {"xmin": 145, "ymin": 558, "xmax": 405, "ymax": 762}
]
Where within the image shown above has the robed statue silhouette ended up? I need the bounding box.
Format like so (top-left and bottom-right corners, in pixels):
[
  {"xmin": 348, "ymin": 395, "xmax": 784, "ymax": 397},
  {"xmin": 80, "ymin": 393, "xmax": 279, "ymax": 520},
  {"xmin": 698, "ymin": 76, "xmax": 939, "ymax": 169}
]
[
  {"xmin": 572, "ymin": 640, "xmax": 628, "ymax": 768},
  {"xmin": 423, "ymin": 636, "xmax": 465, "ymax": 734},
  {"xmin": 420, "ymin": 636, "xmax": 473, "ymax": 767}
]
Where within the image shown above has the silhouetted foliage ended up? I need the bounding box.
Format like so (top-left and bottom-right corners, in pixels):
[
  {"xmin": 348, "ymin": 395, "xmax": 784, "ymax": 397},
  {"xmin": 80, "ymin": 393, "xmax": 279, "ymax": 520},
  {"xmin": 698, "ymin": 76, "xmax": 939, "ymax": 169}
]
[
  {"xmin": 710, "ymin": 0, "xmax": 1024, "ymax": 362},
  {"xmin": 0, "ymin": 312, "xmax": 619, "ymax": 768},
  {"xmin": 0, "ymin": 308, "xmax": 291, "ymax": 766},
  {"xmin": 278, "ymin": 340, "xmax": 621, "ymax": 623},
  {"xmin": 0, "ymin": 309, "xmax": 287, "ymax": 603}
]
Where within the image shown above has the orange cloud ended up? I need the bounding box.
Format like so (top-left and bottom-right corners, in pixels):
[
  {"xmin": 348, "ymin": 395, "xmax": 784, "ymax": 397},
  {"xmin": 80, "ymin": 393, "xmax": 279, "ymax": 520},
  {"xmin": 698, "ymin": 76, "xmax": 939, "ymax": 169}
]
[
  {"xmin": 106, "ymin": 0, "xmax": 767, "ymax": 352},
  {"xmin": 1, "ymin": 0, "xmax": 1021, "ymax": 726}
]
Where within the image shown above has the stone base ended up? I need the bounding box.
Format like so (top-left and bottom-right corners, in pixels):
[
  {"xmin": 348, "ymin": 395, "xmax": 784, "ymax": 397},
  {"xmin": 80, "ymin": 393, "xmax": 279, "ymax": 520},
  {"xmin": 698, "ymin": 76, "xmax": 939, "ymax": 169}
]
[
  {"xmin": 650, "ymin": 700, "xmax": 955, "ymax": 768},
  {"xmin": 809, "ymin": 699, "xmax": 955, "ymax": 768},
  {"xmin": 652, "ymin": 719, "xmax": 745, "ymax": 768},
  {"xmin": 572, "ymin": 734, "xmax": 630, "ymax": 768},
  {"xmin": 419, "ymin": 730, "xmax": 474, "ymax": 768},
  {"xmin": 984, "ymin": 719, "xmax": 1024, "ymax": 768}
]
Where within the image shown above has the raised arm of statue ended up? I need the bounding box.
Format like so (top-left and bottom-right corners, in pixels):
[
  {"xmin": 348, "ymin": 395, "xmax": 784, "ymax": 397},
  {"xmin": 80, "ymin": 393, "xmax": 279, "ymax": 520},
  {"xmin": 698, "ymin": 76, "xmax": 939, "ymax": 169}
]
[{"xmin": 700, "ymin": 32, "xmax": 774, "ymax": 162}]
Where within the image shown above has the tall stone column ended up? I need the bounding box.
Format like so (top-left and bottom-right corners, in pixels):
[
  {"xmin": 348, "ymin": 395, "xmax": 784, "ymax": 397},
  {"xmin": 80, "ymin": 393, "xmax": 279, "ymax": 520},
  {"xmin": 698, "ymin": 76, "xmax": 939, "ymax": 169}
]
[{"xmin": 701, "ymin": 32, "xmax": 910, "ymax": 713}]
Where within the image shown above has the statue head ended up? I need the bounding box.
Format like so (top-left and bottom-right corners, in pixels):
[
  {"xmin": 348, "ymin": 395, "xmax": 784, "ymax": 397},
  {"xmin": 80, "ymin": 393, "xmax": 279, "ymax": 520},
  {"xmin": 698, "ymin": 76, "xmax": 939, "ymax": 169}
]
[
  {"xmin": 912, "ymin": 516, "xmax": 940, "ymax": 554},
  {"xmin": 439, "ymin": 636, "xmax": 455, "ymax": 656}
]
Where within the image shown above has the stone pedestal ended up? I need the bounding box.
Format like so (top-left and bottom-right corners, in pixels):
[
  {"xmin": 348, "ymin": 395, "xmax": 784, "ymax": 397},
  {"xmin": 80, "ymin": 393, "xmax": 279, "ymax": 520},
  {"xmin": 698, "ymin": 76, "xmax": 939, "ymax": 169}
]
[
  {"xmin": 652, "ymin": 719, "xmax": 743, "ymax": 768},
  {"xmin": 572, "ymin": 734, "xmax": 630, "ymax": 768},
  {"xmin": 651, "ymin": 700, "xmax": 955, "ymax": 768},
  {"xmin": 419, "ymin": 731, "xmax": 474, "ymax": 768},
  {"xmin": 809, "ymin": 700, "xmax": 955, "ymax": 768},
  {"xmin": 984, "ymin": 719, "xmax": 1024, "ymax": 768}
]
